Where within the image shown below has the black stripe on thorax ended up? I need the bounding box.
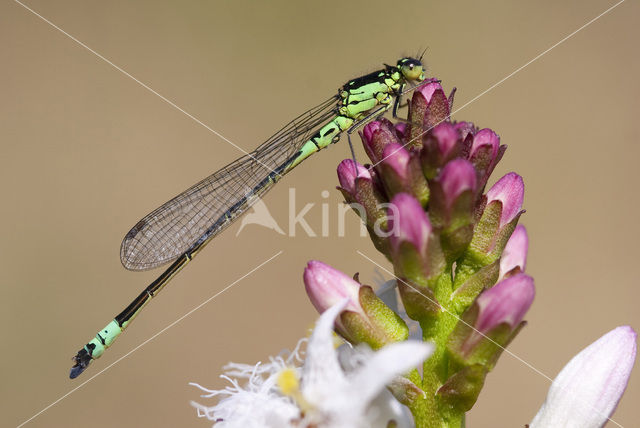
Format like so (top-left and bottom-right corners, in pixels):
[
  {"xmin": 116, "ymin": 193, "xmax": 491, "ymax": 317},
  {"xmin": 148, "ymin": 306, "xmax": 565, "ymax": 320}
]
[{"xmin": 344, "ymin": 66, "xmax": 394, "ymax": 90}]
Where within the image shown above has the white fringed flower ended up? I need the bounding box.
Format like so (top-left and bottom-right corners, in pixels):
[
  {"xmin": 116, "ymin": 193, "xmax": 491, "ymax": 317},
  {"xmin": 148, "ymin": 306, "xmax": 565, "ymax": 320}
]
[
  {"xmin": 191, "ymin": 299, "xmax": 433, "ymax": 428},
  {"xmin": 530, "ymin": 326, "xmax": 636, "ymax": 428}
]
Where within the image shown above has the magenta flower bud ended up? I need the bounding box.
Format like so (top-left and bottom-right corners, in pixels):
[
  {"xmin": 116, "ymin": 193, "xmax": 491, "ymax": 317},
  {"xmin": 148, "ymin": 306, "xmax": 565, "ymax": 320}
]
[
  {"xmin": 378, "ymin": 142, "xmax": 430, "ymax": 205},
  {"xmin": 469, "ymin": 128, "xmax": 499, "ymax": 161},
  {"xmin": 417, "ymin": 80, "xmax": 446, "ymax": 104},
  {"xmin": 394, "ymin": 122, "xmax": 407, "ymax": 137},
  {"xmin": 486, "ymin": 172, "xmax": 524, "ymax": 229},
  {"xmin": 337, "ymin": 159, "xmax": 371, "ymax": 196},
  {"xmin": 426, "ymin": 159, "xmax": 477, "ymax": 262},
  {"xmin": 499, "ymin": 225, "xmax": 528, "ymax": 280},
  {"xmin": 421, "ymin": 122, "xmax": 463, "ymax": 180},
  {"xmin": 303, "ymin": 260, "xmax": 363, "ymax": 315},
  {"xmin": 530, "ymin": 326, "xmax": 637, "ymax": 428},
  {"xmin": 303, "ymin": 261, "xmax": 409, "ymax": 348},
  {"xmin": 386, "ymin": 193, "xmax": 445, "ymax": 288},
  {"xmin": 439, "ymin": 159, "xmax": 477, "ymax": 210},
  {"xmin": 431, "ymin": 122, "xmax": 460, "ymax": 159},
  {"xmin": 408, "ymin": 79, "xmax": 454, "ymax": 144},
  {"xmin": 336, "ymin": 158, "xmax": 387, "ymax": 240},
  {"xmin": 388, "ymin": 193, "xmax": 432, "ymax": 256},
  {"xmin": 448, "ymin": 273, "xmax": 534, "ymax": 367},
  {"xmin": 418, "ymin": 81, "xmax": 451, "ymax": 128},
  {"xmin": 467, "ymin": 128, "xmax": 505, "ymax": 190},
  {"xmin": 474, "ymin": 273, "xmax": 535, "ymax": 334},
  {"xmin": 381, "ymin": 143, "xmax": 411, "ymax": 181},
  {"xmin": 453, "ymin": 121, "xmax": 477, "ymax": 142},
  {"xmin": 361, "ymin": 119, "xmax": 398, "ymax": 163},
  {"xmin": 363, "ymin": 120, "xmax": 383, "ymax": 145}
]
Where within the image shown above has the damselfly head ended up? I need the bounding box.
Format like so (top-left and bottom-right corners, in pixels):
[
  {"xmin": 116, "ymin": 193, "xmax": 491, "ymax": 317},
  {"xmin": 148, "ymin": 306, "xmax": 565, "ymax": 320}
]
[{"xmin": 397, "ymin": 57, "xmax": 425, "ymax": 83}]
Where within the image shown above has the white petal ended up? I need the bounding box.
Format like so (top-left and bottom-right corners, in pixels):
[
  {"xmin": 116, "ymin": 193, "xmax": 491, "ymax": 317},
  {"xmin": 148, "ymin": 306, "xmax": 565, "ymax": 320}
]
[
  {"xmin": 365, "ymin": 386, "xmax": 416, "ymax": 428},
  {"xmin": 337, "ymin": 345, "xmax": 414, "ymax": 427},
  {"xmin": 347, "ymin": 341, "xmax": 434, "ymax": 413},
  {"xmin": 301, "ymin": 299, "xmax": 349, "ymax": 399},
  {"xmin": 530, "ymin": 326, "xmax": 636, "ymax": 428}
]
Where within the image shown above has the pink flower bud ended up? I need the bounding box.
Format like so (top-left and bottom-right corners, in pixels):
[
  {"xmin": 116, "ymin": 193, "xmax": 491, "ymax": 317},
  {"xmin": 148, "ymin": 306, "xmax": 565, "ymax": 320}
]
[
  {"xmin": 474, "ymin": 273, "xmax": 535, "ymax": 334},
  {"xmin": 381, "ymin": 143, "xmax": 411, "ymax": 181},
  {"xmin": 466, "ymin": 128, "xmax": 504, "ymax": 190},
  {"xmin": 412, "ymin": 80, "xmax": 452, "ymax": 130},
  {"xmin": 417, "ymin": 81, "xmax": 445, "ymax": 104},
  {"xmin": 303, "ymin": 261, "xmax": 363, "ymax": 315},
  {"xmin": 431, "ymin": 122, "xmax": 460, "ymax": 159},
  {"xmin": 453, "ymin": 121, "xmax": 477, "ymax": 141},
  {"xmin": 499, "ymin": 225, "xmax": 528, "ymax": 279},
  {"xmin": 337, "ymin": 159, "xmax": 371, "ymax": 196},
  {"xmin": 531, "ymin": 326, "xmax": 637, "ymax": 428},
  {"xmin": 361, "ymin": 120, "xmax": 398, "ymax": 163},
  {"xmin": 421, "ymin": 122, "xmax": 464, "ymax": 180},
  {"xmin": 394, "ymin": 122, "xmax": 407, "ymax": 136},
  {"xmin": 363, "ymin": 121, "xmax": 383, "ymax": 145},
  {"xmin": 438, "ymin": 159, "xmax": 477, "ymax": 210},
  {"xmin": 486, "ymin": 172, "xmax": 524, "ymax": 229},
  {"xmin": 388, "ymin": 193, "xmax": 432, "ymax": 256},
  {"xmin": 469, "ymin": 128, "xmax": 500, "ymax": 161},
  {"xmin": 303, "ymin": 261, "xmax": 409, "ymax": 348}
]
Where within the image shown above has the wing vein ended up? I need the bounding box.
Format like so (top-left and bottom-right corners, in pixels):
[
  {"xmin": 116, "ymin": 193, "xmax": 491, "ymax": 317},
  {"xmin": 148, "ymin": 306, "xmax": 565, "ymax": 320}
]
[{"xmin": 120, "ymin": 96, "xmax": 339, "ymax": 271}]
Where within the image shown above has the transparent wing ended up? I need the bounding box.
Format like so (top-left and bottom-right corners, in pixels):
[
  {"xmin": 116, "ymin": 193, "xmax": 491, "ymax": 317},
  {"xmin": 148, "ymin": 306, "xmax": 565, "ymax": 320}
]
[{"xmin": 120, "ymin": 95, "xmax": 339, "ymax": 271}]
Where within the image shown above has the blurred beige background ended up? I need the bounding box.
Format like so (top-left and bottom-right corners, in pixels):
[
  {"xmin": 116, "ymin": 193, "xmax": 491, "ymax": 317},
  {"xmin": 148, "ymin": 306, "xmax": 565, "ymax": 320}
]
[{"xmin": 1, "ymin": 0, "xmax": 638, "ymax": 426}]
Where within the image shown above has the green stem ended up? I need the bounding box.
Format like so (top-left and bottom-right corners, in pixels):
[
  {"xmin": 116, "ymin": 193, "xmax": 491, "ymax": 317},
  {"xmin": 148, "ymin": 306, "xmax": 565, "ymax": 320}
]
[{"xmin": 407, "ymin": 269, "xmax": 465, "ymax": 428}]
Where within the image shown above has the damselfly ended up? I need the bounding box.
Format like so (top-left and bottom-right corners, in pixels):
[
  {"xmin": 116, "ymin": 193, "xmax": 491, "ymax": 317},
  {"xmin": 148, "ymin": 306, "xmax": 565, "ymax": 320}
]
[{"xmin": 70, "ymin": 56, "xmax": 427, "ymax": 378}]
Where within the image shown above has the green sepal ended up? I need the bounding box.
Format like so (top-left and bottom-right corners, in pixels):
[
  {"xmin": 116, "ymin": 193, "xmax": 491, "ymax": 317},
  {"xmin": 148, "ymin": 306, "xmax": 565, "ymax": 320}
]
[
  {"xmin": 407, "ymin": 91, "xmax": 428, "ymax": 149},
  {"xmin": 488, "ymin": 213, "xmax": 522, "ymax": 260},
  {"xmin": 469, "ymin": 143, "xmax": 506, "ymax": 192},
  {"xmin": 377, "ymin": 155, "xmax": 430, "ymax": 207},
  {"xmin": 468, "ymin": 144, "xmax": 494, "ymax": 186},
  {"xmin": 366, "ymin": 224, "xmax": 392, "ymax": 260},
  {"xmin": 423, "ymin": 89, "xmax": 451, "ymax": 132},
  {"xmin": 436, "ymin": 364, "xmax": 488, "ymax": 413},
  {"xmin": 494, "ymin": 321, "xmax": 527, "ymax": 366},
  {"xmin": 339, "ymin": 285, "xmax": 409, "ymax": 349},
  {"xmin": 338, "ymin": 178, "xmax": 387, "ymax": 230},
  {"xmin": 441, "ymin": 223, "xmax": 475, "ymax": 265},
  {"xmin": 454, "ymin": 201, "xmax": 522, "ymax": 287},
  {"xmin": 397, "ymin": 278, "xmax": 440, "ymax": 322},
  {"xmin": 450, "ymin": 259, "xmax": 500, "ymax": 314},
  {"xmin": 338, "ymin": 181, "xmax": 391, "ymax": 258},
  {"xmin": 469, "ymin": 200, "xmax": 523, "ymax": 260},
  {"xmin": 388, "ymin": 375, "xmax": 427, "ymax": 407},
  {"xmin": 393, "ymin": 240, "xmax": 429, "ymax": 286},
  {"xmin": 428, "ymin": 183, "xmax": 475, "ymax": 229},
  {"xmin": 409, "ymin": 155, "xmax": 431, "ymax": 207},
  {"xmin": 428, "ymin": 182, "xmax": 476, "ymax": 264},
  {"xmin": 360, "ymin": 285, "xmax": 410, "ymax": 342},
  {"xmin": 447, "ymin": 304, "xmax": 526, "ymax": 370},
  {"xmin": 392, "ymin": 234, "xmax": 446, "ymax": 289},
  {"xmin": 468, "ymin": 199, "xmax": 501, "ymax": 255}
]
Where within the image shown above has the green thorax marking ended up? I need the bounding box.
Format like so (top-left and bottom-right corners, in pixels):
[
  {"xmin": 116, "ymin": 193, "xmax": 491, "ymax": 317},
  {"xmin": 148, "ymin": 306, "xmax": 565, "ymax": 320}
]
[
  {"xmin": 286, "ymin": 115, "xmax": 354, "ymax": 171},
  {"xmin": 286, "ymin": 58, "xmax": 425, "ymax": 172},
  {"xmin": 338, "ymin": 66, "xmax": 404, "ymax": 119}
]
